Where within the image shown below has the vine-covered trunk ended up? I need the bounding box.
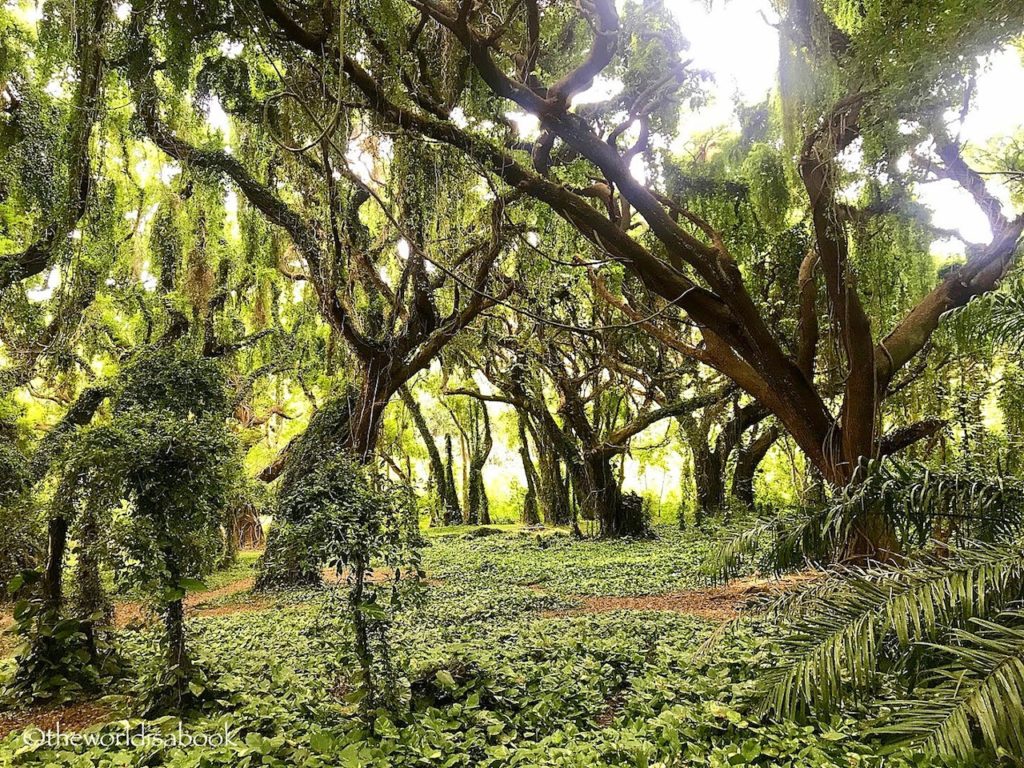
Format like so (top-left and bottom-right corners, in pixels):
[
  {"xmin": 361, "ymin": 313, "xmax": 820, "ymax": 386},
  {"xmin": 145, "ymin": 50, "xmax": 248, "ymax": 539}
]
[
  {"xmin": 530, "ymin": 426, "xmax": 573, "ymax": 526},
  {"xmin": 349, "ymin": 553, "xmax": 376, "ymax": 709},
  {"xmin": 463, "ymin": 398, "xmax": 493, "ymax": 526},
  {"xmin": 580, "ymin": 453, "xmax": 645, "ymax": 538},
  {"xmin": 691, "ymin": 443, "xmax": 725, "ymax": 525},
  {"xmin": 164, "ymin": 597, "xmax": 189, "ymax": 675},
  {"xmin": 74, "ymin": 506, "xmax": 112, "ymax": 625},
  {"xmin": 442, "ymin": 436, "xmax": 461, "ymax": 524},
  {"xmin": 468, "ymin": 468, "xmax": 490, "ymax": 525},
  {"xmin": 401, "ymin": 388, "xmax": 461, "ymax": 524}
]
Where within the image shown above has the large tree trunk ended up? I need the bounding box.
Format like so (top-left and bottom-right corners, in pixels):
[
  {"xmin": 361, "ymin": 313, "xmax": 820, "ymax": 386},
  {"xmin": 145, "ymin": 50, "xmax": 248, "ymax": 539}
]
[
  {"xmin": 442, "ymin": 436, "xmax": 461, "ymax": 524},
  {"xmin": 529, "ymin": 423, "xmax": 573, "ymax": 526},
  {"xmin": 261, "ymin": 360, "xmax": 397, "ymax": 588},
  {"xmin": 683, "ymin": 403, "xmax": 770, "ymax": 524},
  {"xmin": 691, "ymin": 441, "xmax": 726, "ymax": 525},
  {"xmin": 731, "ymin": 425, "xmax": 780, "ymax": 507},
  {"xmin": 74, "ymin": 506, "xmax": 112, "ymax": 625},
  {"xmin": 278, "ymin": 359, "xmax": 394, "ymax": 493},
  {"xmin": 842, "ymin": 511, "xmax": 902, "ymax": 564},
  {"xmin": 579, "ymin": 452, "xmax": 646, "ymax": 538},
  {"xmin": 43, "ymin": 516, "xmax": 68, "ymax": 612},
  {"xmin": 466, "ymin": 401, "xmax": 492, "ymax": 525}
]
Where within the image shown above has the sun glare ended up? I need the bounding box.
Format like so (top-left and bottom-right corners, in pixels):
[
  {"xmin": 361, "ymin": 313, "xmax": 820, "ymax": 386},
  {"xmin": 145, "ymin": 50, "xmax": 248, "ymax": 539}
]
[{"xmin": 667, "ymin": 1, "xmax": 1023, "ymax": 249}]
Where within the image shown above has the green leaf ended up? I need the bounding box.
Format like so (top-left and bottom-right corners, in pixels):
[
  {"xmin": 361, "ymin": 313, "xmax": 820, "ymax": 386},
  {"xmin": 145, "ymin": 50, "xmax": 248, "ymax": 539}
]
[{"xmin": 436, "ymin": 670, "xmax": 457, "ymax": 689}]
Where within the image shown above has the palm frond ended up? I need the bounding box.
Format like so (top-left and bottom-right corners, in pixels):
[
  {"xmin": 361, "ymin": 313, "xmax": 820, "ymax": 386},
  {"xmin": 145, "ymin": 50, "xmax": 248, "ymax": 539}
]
[
  {"xmin": 878, "ymin": 611, "xmax": 1024, "ymax": 762},
  {"xmin": 710, "ymin": 504, "xmax": 852, "ymax": 582},
  {"xmin": 987, "ymin": 293, "xmax": 1024, "ymax": 350},
  {"xmin": 712, "ymin": 461, "xmax": 1024, "ymax": 582},
  {"xmin": 707, "ymin": 516, "xmax": 780, "ymax": 582},
  {"xmin": 760, "ymin": 540, "xmax": 1024, "ymax": 719}
]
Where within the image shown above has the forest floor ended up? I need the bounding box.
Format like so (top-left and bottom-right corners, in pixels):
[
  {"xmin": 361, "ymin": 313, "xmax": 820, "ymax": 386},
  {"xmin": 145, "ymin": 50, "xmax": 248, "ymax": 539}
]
[{"xmin": 0, "ymin": 524, "xmax": 934, "ymax": 767}]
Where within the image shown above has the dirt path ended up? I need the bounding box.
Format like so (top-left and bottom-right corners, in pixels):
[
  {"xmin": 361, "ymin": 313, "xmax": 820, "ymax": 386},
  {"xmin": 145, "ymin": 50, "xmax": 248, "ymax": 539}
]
[
  {"xmin": 0, "ymin": 700, "xmax": 111, "ymax": 740},
  {"xmin": 114, "ymin": 576, "xmax": 266, "ymax": 628},
  {"xmin": 187, "ymin": 577, "xmax": 256, "ymax": 608},
  {"xmin": 543, "ymin": 575, "xmax": 818, "ymax": 622}
]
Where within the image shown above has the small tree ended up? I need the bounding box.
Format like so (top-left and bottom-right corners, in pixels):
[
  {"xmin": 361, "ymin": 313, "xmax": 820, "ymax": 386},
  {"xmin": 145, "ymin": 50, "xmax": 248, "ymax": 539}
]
[
  {"xmin": 269, "ymin": 452, "xmax": 421, "ymax": 711},
  {"xmin": 57, "ymin": 349, "xmax": 242, "ymax": 712}
]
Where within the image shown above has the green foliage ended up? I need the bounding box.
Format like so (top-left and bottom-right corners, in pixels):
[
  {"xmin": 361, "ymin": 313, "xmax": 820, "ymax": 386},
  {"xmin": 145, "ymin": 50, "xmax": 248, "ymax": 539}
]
[
  {"xmin": 63, "ymin": 409, "xmax": 240, "ymax": 594},
  {"xmin": 740, "ymin": 144, "xmax": 791, "ymax": 232},
  {"xmin": 2, "ymin": 571, "xmax": 125, "ymax": 706},
  {"xmin": 878, "ymin": 611, "xmax": 1024, "ymax": 762},
  {"xmin": 0, "ymin": 500, "xmax": 41, "ymax": 594},
  {"xmin": 713, "ymin": 459, "xmax": 1024, "ymax": 579},
  {"xmin": 0, "ymin": 440, "xmax": 29, "ymax": 502},
  {"xmin": 265, "ymin": 452, "xmax": 421, "ymax": 710},
  {"xmin": 113, "ymin": 347, "xmax": 231, "ymax": 418},
  {"xmin": 0, "ymin": 418, "xmax": 39, "ymax": 598},
  {"xmin": 715, "ymin": 460, "xmax": 1024, "ymax": 762},
  {"xmin": 0, "ymin": 526, "xmax": 947, "ymax": 767}
]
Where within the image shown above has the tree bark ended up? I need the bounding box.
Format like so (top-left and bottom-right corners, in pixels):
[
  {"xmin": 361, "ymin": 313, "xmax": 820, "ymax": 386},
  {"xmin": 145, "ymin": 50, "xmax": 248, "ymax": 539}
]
[
  {"xmin": 526, "ymin": 417, "xmax": 573, "ymax": 525},
  {"xmin": 442, "ymin": 435, "xmax": 461, "ymax": 524},
  {"xmin": 582, "ymin": 452, "xmax": 645, "ymax": 537},
  {"xmin": 43, "ymin": 516, "xmax": 68, "ymax": 612},
  {"xmin": 466, "ymin": 400, "xmax": 492, "ymax": 525},
  {"xmin": 731, "ymin": 425, "xmax": 780, "ymax": 508},
  {"xmin": 74, "ymin": 506, "xmax": 112, "ymax": 625},
  {"xmin": 516, "ymin": 411, "xmax": 541, "ymax": 525},
  {"xmin": 691, "ymin": 442, "xmax": 725, "ymax": 525}
]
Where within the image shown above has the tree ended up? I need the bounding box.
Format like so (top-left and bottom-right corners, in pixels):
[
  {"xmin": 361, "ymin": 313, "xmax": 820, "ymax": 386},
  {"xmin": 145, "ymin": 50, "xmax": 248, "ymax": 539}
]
[
  {"xmin": 231, "ymin": 0, "xmax": 1023, "ymax": 556},
  {"xmin": 0, "ymin": 0, "xmax": 111, "ymax": 291},
  {"xmin": 266, "ymin": 451, "xmax": 420, "ymax": 710},
  {"xmin": 55, "ymin": 348, "xmax": 242, "ymax": 711},
  {"xmin": 400, "ymin": 386, "xmax": 461, "ymax": 525},
  {"xmin": 126, "ymin": 18, "xmax": 513, "ymax": 481},
  {"xmin": 454, "ymin": 323, "xmax": 720, "ymax": 536}
]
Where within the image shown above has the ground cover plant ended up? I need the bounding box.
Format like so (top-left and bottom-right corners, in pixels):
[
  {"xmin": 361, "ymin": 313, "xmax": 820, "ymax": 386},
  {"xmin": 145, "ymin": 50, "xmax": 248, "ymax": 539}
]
[{"xmin": 0, "ymin": 526, "xmax": 955, "ymax": 767}]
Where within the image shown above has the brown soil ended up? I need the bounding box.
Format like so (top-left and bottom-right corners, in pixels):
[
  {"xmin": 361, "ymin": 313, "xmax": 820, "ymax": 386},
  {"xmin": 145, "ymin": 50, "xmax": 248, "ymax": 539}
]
[
  {"xmin": 100, "ymin": 568, "xmax": 439, "ymax": 630},
  {"xmin": 187, "ymin": 577, "xmax": 255, "ymax": 608},
  {"xmin": 113, "ymin": 576, "xmax": 266, "ymax": 628},
  {"xmin": 0, "ymin": 701, "xmax": 111, "ymax": 740},
  {"xmin": 595, "ymin": 692, "xmax": 626, "ymax": 727},
  {"xmin": 189, "ymin": 598, "xmax": 273, "ymax": 619},
  {"xmin": 546, "ymin": 574, "xmax": 818, "ymax": 622}
]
